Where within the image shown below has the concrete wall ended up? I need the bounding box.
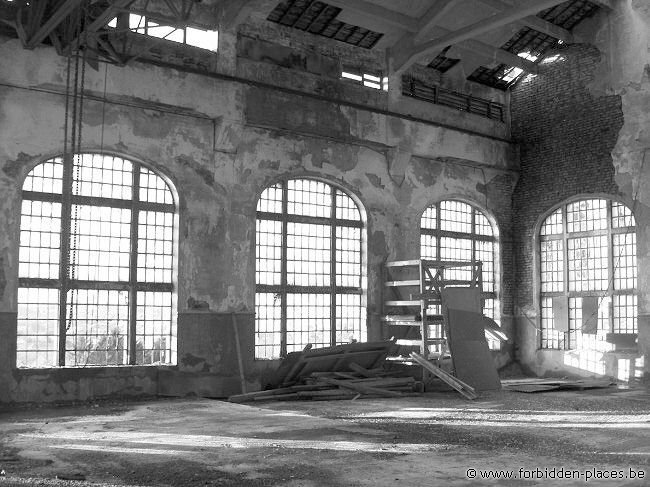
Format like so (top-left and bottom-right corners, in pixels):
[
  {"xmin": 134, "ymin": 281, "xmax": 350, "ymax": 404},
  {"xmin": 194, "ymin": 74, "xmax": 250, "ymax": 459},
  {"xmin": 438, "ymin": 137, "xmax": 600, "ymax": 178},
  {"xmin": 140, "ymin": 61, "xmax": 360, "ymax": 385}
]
[
  {"xmin": 0, "ymin": 29, "xmax": 517, "ymax": 403},
  {"xmin": 511, "ymin": 1, "xmax": 650, "ymax": 381}
]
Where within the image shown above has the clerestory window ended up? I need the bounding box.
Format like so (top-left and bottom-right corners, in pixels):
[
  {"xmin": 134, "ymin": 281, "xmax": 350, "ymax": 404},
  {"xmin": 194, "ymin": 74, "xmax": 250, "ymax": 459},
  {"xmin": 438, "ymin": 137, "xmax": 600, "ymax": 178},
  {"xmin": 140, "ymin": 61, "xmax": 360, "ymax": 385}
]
[
  {"xmin": 17, "ymin": 154, "xmax": 177, "ymax": 368},
  {"xmin": 255, "ymin": 179, "xmax": 366, "ymax": 359}
]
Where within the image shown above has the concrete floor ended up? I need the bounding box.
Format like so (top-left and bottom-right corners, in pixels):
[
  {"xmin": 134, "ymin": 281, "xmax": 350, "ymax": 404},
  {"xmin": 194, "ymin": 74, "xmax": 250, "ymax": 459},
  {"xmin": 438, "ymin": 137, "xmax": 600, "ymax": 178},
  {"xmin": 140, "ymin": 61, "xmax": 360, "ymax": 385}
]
[{"xmin": 0, "ymin": 386, "xmax": 649, "ymax": 486}]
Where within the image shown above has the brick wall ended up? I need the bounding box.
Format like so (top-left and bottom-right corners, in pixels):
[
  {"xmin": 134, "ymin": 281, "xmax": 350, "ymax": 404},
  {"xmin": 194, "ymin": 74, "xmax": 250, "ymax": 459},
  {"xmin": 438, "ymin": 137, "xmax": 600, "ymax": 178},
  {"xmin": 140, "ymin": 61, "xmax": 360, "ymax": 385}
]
[{"xmin": 511, "ymin": 43, "xmax": 623, "ymax": 320}]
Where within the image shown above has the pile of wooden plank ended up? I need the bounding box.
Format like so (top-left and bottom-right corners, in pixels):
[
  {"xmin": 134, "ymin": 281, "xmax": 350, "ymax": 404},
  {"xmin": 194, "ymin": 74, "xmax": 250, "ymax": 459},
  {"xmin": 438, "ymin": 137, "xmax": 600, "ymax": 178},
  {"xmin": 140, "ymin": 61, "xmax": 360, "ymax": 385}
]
[
  {"xmin": 501, "ymin": 377, "xmax": 613, "ymax": 393},
  {"xmin": 228, "ymin": 366, "xmax": 420, "ymax": 403}
]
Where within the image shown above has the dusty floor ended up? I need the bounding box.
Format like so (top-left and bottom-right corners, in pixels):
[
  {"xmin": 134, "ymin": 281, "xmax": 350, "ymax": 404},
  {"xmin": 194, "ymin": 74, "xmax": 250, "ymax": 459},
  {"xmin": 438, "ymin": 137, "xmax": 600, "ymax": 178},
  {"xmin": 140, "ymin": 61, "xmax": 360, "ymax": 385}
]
[{"xmin": 0, "ymin": 385, "xmax": 649, "ymax": 486}]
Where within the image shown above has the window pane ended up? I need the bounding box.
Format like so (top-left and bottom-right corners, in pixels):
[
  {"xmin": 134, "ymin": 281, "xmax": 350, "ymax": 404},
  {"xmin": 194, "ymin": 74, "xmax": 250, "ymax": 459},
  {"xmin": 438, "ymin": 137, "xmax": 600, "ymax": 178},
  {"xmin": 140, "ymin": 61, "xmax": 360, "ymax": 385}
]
[
  {"xmin": 23, "ymin": 159, "xmax": 63, "ymax": 194},
  {"xmin": 420, "ymin": 234, "xmax": 437, "ymax": 259},
  {"xmin": 138, "ymin": 210, "xmax": 174, "ymax": 283},
  {"xmin": 540, "ymin": 239, "xmax": 563, "ymax": 292},
  {"xmin": 540, "ymin": 297, "xmax": 564, "ymax": 349},
  {"xmin": 287, "ymin": 222, "xmax": 331, "ymax": 286},
  {"xmin": 613, "ymin": 232, "xmax": 636, "ymax": 290},
  {"xmin": 440, "ymin": 200, "xmax": 472, "ymax": 233},
  {"xmin": 475, "ymin": 240, "xmax": 494, "ymax": 293},
  {"xmin": 255, "ymin": 292, "xmax": 282, "ymax": 359},
  {"xmin": 612, "ymin": 202, "xmax": 635, "ymax": 228},
  {"xmin": 19, "ymin": 200, "xmax": 62, "ymax": 279},
  {"xmin": 336, "ymin": 294, "xmax": 366, "ymax": 344},
  {"xmin": 65, "ymin": 289, "xmax": 129, "ymax": 367},
  {"xmin": 336, "ymin": 226, "xmax": 361, "ymax": 287},
  {"xmin": 566, "ymin": 199, "xmax": 607, "ymax": 233},
  {"xmin": 335, "ymin": 190, "xmax": 361, "ymax": 221},
  {"xmin": 475, "ymin": 211, "xmax": 494, "ymax": 237},
  {"xmin": 540, "ymin": 208, "xmax": 562, "ymax": 236},
  {"xmin": 420, "ymin": 206, "xmax": 436, "ymax": 230},
  {"xmin": 440, "ymin": 236, "xmax": 472, "ymax": 262},
  {"xmin": 16, "ymin": 287, "xmax": 59, "ymax": 368},
  {"xmin": 73, "ymin": 153, "xmax": 133, "ymax": 200},
  {"xmin": 69, "ymin": 205, "xmax": 132, "ymax": 282},
  {"xmin": 140, "ymin": 167, "xmax": 173, "ymax": 204},
  {"xmin": 613, "ymin": 294, "xmax": 637, "ymax": 333},
  {"xmin": 287, "ymin": 179, "xmax": 331, "ymax": 218},
  {"xmin": 257, "ymin": 183, "xmax": 282, "ymax": 213},
  {"xmin": 256, "ymin": 219, "xmax": 282, "ymax": 286},
  {"xmin": 136, "ymin": 291, "xmax": 176, "ymax": 365},
  {"xmin": 286, "ymin": 293, "xmax": 331, "ymax": 352},
  {"xmin": 567, "ymin": 236, "xmax": 608, "ymax": 292}
]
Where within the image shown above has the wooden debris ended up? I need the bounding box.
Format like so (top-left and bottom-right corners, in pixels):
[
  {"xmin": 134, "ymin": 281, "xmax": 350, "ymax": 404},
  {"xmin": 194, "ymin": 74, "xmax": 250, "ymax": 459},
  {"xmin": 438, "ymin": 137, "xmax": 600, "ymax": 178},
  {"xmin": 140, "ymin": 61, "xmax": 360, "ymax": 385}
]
[
  {"xmin": 501, "ymin": 377, "xmax": 613, "ymax": 393},
  {"xmin": 228, "ymin": 340, "xmax": 420, "ymax": 403},
  {"xmin": 409, "ymin": 352, "xmax": 478, "ymax": 400}
]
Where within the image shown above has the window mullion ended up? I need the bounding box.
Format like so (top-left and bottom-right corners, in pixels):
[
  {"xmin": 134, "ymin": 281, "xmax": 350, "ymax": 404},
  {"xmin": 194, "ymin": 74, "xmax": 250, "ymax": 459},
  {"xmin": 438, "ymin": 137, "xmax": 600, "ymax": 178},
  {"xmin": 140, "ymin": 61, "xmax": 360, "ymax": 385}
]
[
  {"xmin": 330, "ymin": 188, "xmax": 337, "ymax": 347},
  {"xmin": 280, "ymin": 183, "xmax": 288, "ymax": 357},
  {"xmin": 561, "ymin": 205, "xmax": 570, "ymax": 349},
  {"xmin": 607, "ymin": 201, "xmax": 614, "ymax": 333},
  {"xmin": 128, "ymin": 164, "xmax": 141, "ymax": 365},
  {"xmin": 57, "ymin": 153, "xmax": 74, "ymax": 366}
]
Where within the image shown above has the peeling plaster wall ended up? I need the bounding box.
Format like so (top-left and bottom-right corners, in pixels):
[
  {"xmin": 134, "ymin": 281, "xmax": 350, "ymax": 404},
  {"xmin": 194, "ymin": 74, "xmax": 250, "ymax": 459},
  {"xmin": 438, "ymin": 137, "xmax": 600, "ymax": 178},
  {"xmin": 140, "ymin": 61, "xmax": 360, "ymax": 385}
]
[{"xmin": 0, "ymin": 34, "xmax": 516, "ymax": 403}]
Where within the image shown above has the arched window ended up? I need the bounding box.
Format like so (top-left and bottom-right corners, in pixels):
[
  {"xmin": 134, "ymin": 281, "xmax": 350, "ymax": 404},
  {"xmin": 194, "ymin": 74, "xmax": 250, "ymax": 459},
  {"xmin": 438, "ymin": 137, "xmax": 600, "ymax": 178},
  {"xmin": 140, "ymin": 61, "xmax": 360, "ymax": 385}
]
[
  {"xmin": 255, "ymin": 179, "xmax": 366, "ymax": 359},
  {"xmin": 17, "ymin": 154, "xmax": 177, "ymax": 367},
  {"xmin": 420, "ymin": 200, "xmax": 499, "ymax": 346},
  {"xmin": 539, "ymin": 198, "xmax": 636, "ymax": 350}
]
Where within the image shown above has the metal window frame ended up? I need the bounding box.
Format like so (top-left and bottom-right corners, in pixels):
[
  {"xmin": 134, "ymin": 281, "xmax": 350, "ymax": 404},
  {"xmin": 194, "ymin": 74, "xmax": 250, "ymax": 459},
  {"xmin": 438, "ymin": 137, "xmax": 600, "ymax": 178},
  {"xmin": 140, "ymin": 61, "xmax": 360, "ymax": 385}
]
[
  {"xmin": 539, "ymin": 199, "xmax": 637, "ymax": 350},
  {"xmin": 255, "ymin": 179, "xmax": 364, "ymax": 358},
  {"xmin": 18, "ymin": 154, "xmax": 176, "ymax": 367}
]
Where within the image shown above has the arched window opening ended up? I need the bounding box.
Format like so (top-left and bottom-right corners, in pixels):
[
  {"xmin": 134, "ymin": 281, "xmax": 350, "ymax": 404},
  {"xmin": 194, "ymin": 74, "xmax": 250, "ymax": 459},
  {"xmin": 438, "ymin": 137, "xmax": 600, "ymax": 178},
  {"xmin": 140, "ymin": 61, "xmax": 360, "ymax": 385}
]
[
  {"xmin": 17, "ymin": 154, "xmax": 177, "ymax": 368},
  {"xmin": 539, "ymin": 198, "xmax": 637, "ymax": 350},
  {"xmin": 255, "ymin": 179, "xmax": 366, "ymax": 359},
  {"xmin": 420, "ymin": 200, "xmax": 500, "ymax": 348}
]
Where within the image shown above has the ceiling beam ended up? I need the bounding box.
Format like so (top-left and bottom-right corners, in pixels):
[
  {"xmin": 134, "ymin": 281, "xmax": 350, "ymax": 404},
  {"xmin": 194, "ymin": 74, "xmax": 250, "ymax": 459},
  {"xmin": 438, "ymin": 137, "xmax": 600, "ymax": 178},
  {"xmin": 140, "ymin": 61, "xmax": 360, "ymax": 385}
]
[
  {"xmin": 413, "ymin": 0, "xmax": 463, "ymax": 43},
  {"xmin": 324, "ymin": 0, "xmax": 418, "ymax": 32},
  {"xmin": 391, "ymin": 0, "xmax": 569, "ymax": 74},
  {"xmin": 328, "ymin": 0, "xmax": 539, "ymax": 75},
  {"xmin": 26, "ymin": 0, "xmax": 84, "ymax": 49},
  {"xmin": 475, "ymin": 0, "xmax": 574, "ymax": 43},
  {"xmin": 457, "ymin": 38, "xmax": 539, "ymax": 74},
  {"xmin": 64, "ymin": 0, "xmax": 134, "ymax": 53}
]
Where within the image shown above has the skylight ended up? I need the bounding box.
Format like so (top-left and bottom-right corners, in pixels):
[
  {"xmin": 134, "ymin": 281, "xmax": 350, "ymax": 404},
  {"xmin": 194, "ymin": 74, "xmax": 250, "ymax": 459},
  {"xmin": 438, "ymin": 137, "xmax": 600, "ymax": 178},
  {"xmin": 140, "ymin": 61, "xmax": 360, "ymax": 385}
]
[{"xmin": 500, "ymin": 52, "xmax": 538, "ymax": 84}]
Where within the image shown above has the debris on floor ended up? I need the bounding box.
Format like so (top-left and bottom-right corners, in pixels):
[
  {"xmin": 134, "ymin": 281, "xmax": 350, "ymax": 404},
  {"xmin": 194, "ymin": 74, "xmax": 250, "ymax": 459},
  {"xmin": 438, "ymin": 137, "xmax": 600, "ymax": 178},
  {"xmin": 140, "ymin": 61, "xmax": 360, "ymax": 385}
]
[
  {"xmin": 501, "ymin": 377, "xmax": 614, "ymax": 393},
  {"xmin": 229, "ymin": 340, "xmax": 423, "ymax": 402}
]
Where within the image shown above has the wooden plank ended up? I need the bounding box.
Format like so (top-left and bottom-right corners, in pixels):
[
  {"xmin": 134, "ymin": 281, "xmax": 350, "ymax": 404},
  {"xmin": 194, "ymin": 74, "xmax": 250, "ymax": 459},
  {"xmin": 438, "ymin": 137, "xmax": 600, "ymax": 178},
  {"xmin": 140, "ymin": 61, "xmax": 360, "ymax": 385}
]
[
  {"xmin": 385, "ymin": 280, "xmax": 420, "ymax": 287},
  {"xmin": 410, "ymin": 352, "xmax": 477, "ymax": 400},
  {"xmin": 385, "ymin": 260, "xmax": 421, "ymax": 267},
  {"xmin": 348, "ymin": 362, "xmax": 376, "ymax": 378},
  {"xmin": 385, "ymin": 300, "xmax": 421, "ymax": 306},
  {"xmin": 323, "ymin": 378, "xmax": 403, "ymax": 398}
]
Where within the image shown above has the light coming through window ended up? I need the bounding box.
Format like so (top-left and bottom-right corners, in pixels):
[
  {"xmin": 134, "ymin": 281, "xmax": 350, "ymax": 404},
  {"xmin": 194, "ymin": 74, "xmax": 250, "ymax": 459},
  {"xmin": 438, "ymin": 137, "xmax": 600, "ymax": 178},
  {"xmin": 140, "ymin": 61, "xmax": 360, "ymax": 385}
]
[
  {"xmin": 255, "ymin": 179, "xmax": 366, "ymax": 359},
  {"xmin": 17, "ymin": 154, "xmax": 177, "ymax": 368}
]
